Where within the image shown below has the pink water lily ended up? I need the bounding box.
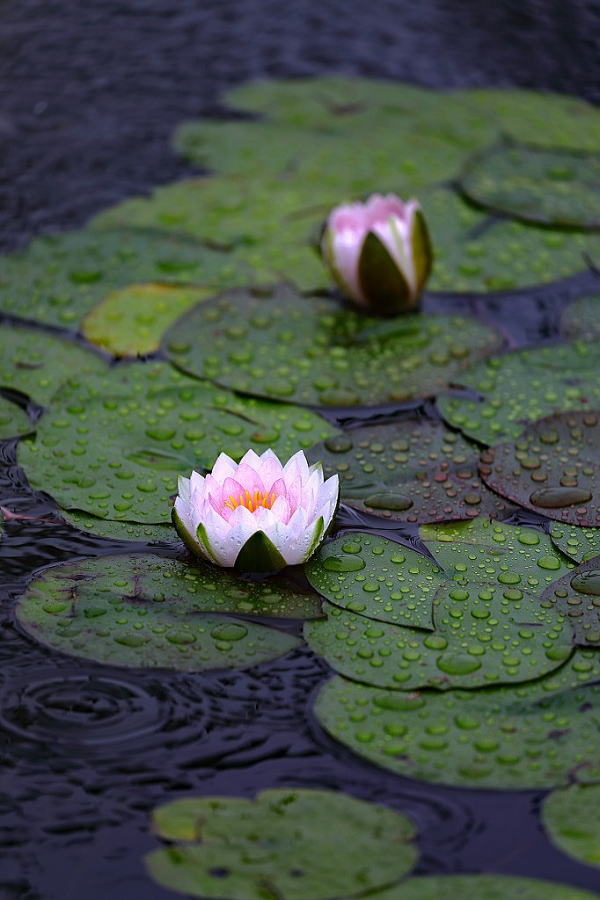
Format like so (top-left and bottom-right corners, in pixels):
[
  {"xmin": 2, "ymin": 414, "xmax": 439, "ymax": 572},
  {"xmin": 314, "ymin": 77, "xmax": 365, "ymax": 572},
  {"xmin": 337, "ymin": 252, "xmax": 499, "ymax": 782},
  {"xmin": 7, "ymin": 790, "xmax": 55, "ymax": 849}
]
[
  {"xmin": 321, "ymin": 193, "xmax": 432, "ymax": 315},
  {"xmin": 173, "ymin": 449, "xmax": 339, "ymax": 572}
]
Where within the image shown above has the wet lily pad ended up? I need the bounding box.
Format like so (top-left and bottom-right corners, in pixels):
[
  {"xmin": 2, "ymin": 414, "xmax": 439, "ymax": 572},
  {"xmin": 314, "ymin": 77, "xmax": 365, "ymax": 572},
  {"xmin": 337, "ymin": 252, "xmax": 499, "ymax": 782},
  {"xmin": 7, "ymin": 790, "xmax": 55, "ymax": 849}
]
[
  {"xmin": 0, "ymin": 394, "xmax": 32, "ymax": 439},
  {"xmin": 146, "ymin": 788, "xmax": 416, "ymax": 900},
  {"xmin": 315, "ymin": 671, "xmax": 600, "ymax": 789},
  {"xmin": 438, "ymin": 341, "xmax": 600, "ymax": 445},
  {"xmin": 538, "ymin": 555, "xmax": 600, "ymax": 647},
  {"xmin": 368, "ymin": 873, "xmax": 598, "ymax": 900},
  {"xmin": 0, "ymin": 228, "xmax": 246, "ymax": 329},
  {"xmin": 306, "ymin": 520, "xmax": 575, "ymax": 690},
  {"xmin": 18, "ymin": 361, "xmax": 337, "ymax": 522},
  {"xmin": 16, "ymin": 554, "xmax": 317, "ymax": 670},
  {"xmin": 307, "ymin": 419, "xmax": 514, "ymax": 523},
  {"xmin": 305, "ymin": 533, "xmax": 443, "ymax": 630},
  {"xmin": 163, "ymin": 286, "xmax": 502, "ymax": 408},
  {"xmin": 0, "ymin": 323, "xmax": 108, "ymax": 405},
  {"xmin": 550, "ymin": 523, "xmax": 600, "ymax": 564},
  {"xmin": 542, "ymin": 784, "xmax": 600, "ymax": 869},
  {"xmin": 459, "ymin": 143, "xmax": 600, "ymax": 229},
  {"xmin": 561, "ymin": 294, "xmax": 600, "ymax": 342},
  {"xmin": 59, "ymin": 509, "xmax": 175, "ymax": 543},
  {"xmin": 82, "ymin": 283, "xmax": 214, "ymax": 357},
  {"xmin": 480, "ymin": 410, "xmax": 600, "ymax": 526}
]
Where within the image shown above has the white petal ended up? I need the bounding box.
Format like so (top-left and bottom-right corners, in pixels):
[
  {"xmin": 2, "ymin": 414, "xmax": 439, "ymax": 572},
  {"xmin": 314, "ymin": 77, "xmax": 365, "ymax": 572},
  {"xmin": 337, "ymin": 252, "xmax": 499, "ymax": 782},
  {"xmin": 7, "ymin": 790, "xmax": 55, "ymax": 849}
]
[
  {"xmin": 237, "ymin": 448, "xmax": 263, "ymax": 471},
  {"xmin": 174, "ymin": 496, "xmax": 195, "ymax": 535},
  {"xmin": 177, "ymin": 475, "xmax": 191, "ymax": 502},
  {"xmin": 210, "ymin": 452, "xmax": 238, "ymax": 482},
  {"xmin": 189, "ymin": 470, "xmax": 205, "ymax": 495},
  {"xmin": 327, "ymin": 227, "xmax": 367, "ymax": 305}
]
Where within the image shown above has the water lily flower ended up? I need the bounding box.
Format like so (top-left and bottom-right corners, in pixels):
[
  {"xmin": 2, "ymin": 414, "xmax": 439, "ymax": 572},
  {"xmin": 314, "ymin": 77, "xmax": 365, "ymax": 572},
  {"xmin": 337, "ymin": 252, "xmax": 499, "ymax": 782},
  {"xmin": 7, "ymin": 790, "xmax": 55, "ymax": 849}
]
[
  {"xmin": 173, "ymin": 449, "xmax": 339, "ymax": 572},
  {"xmin": 321, "ymin": 193, "xmax": 432, "ymax": 315}
]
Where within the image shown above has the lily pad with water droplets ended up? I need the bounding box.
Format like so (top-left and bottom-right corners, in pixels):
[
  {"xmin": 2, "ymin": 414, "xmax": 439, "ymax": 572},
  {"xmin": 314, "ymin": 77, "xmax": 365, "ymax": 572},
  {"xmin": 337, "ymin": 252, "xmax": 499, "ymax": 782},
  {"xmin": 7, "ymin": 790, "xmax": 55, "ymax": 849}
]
[
  {"xmin": 0, "ymin": 228, "xmax": 246, "ymax": 329},
  {"xmin": 542, "ymin": 784, "xmax": 600, "ymax": 869},
  {"xmin": 59, "ymin": 509, "xmax": 176, "ymax": 543},
  {"xmin": 82, "ymin": 283, "xmax": 214, "ymax": 357},
  {"xmin": 561, "ymin": 294, "xmax": 600, "ymax": 342},
  {"xmin": 368, "ymin": 874, "xmax": 599, "ymax": 900},
  {"xmin": 437, "ymin": 341, "xmax": 600, "ymax": 445},
  {"xmin": 307, "ymin": 419, "xmax": 514, "ymax": 523},
  {"xmin": 314, "ymin": 670, "xmax": 600, "ymax": 789},
  {"xmin": 0, "ymin": 323, "xmax": 108, "ymax": 406},
  {"xmin": 163, "ymin": 286, "xmax": 503, "ymax": 408},
  {"xmin": 538, "ymin": 555, "xmax": 600, "ymax": 647},
  {"xmin": 305, "ymin": 533, "xmax": 443, "ymax": 630},
  {"xmin": 550, "ymin": 523, "xmax": 600, "ymax": 564},
  {"xmin": 480, "ymin": 410, "xmax": 600, "ymax": 526},
  {"xmin": 459, "ymin": 143, "xmax": 600, "ymax": 229},
  {"xmin": 18, "ymin": 361, "xmax": 337, "ymax": 523},
  {"xmin": 16, "ymin": 554, "xmax": 318, "ymax": 670},
  {"xmin": 146, "ymin": 788, "xmax": 416, "ymax": 900},
  {"xmin": 0, "ymin": 395, "xmax": 32, "ymax": 439}
]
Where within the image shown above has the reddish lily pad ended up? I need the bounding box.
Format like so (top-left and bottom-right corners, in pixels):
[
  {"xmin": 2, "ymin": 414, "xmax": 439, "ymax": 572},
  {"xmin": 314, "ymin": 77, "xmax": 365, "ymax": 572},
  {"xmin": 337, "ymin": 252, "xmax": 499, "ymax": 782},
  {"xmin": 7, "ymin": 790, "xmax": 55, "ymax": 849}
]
[
  {"xmin": 307, "ymin": 419, "xmax": 514, "ymax": 523},
  {"xmin": 480, "ymin": 410, "xmax": 600, "ymax": 526}
]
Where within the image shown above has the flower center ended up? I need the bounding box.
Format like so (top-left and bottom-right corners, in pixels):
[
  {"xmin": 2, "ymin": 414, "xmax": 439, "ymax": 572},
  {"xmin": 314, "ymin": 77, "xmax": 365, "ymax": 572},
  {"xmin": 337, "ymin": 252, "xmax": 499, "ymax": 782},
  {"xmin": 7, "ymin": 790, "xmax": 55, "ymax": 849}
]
[{"xmin": 224, "ymin": 489, "xmax": 277, "ymax": 513}]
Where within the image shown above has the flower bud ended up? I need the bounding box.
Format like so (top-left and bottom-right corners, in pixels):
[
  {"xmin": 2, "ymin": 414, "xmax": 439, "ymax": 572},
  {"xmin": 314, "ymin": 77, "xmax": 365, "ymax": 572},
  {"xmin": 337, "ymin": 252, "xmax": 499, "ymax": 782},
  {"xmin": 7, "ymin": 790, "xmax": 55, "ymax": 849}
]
[{"xmin": 321, "ymin": 193, "xmax": 432, "ymax": 315}]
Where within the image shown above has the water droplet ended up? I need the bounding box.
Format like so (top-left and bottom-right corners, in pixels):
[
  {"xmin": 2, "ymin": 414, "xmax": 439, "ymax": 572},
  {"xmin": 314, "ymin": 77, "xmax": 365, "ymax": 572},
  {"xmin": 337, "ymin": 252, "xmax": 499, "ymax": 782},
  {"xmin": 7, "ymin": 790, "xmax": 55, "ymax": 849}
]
[
  {"xmin": 324, "ymin": 435, "xmax": 353, "ymax": 453},
  {"xmin": 529, "ymin": 487, "xmax": 593, "ymax": 508},
  {"xmin": 364, "ymin": 492, "xmax": 413, "ymax": 511},
  {"xmin": 571, "ymin": 570, "xmax": 600, "ymax": 596},
  {"xmin": 210, "ymin": 623, "xmax": 248, "ymax": 642},
  {"xmin": 437, "ymin": 654, "xmax": 482, "ymax": 675},
  {"xmin": 323, "ymin": 555, "xmax": 366, "ymax": 572}
]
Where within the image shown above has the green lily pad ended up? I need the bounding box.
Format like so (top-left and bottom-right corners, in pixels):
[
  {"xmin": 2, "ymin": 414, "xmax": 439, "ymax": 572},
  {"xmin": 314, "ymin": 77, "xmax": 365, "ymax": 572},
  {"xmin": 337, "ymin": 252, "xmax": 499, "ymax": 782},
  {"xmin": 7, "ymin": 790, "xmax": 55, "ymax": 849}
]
[
  {"xmin": 0, "ymin": 394, "xmax": 32, "ymax": 439},
  {"xmin": 15, "ymin": 554, "xmax": 319, "ymax": 670},
  {"xmin": 305, "ymin": 533, "xmax": 444, "ymax": 630},
  {"xmin": 315, "ymin": 671, "xmax": 600, "ymax": 789},
  {"xmin": 459, "ymin": 143, "xmax": 600, "ymax": 229},
  {"xmin": 561, "ymin": 294, "xmax": 600, "ymax": 342},
  {"xmin": 550, "ymin": 523, "xmax": 600, "ymax": 564},
  {"xmin": 146, "ymin": 788, "xmax": 417, "ymax": 900},
  {"xmin": 82, "ymin": 283, "xmax": 214, "ymax": 357},
  {"xmin": 307, "ymin": 419, "xmax": 514, "ymax": 523},
  {"xmin": 437, "ymin": 341, "xmax": 600, "ymax": 445},
  {"xmin": 163, "ymin": 286, "xmax": 502, "ymax": 408},
  {"xmin": 0, "ymin": 323, "xmax": 108, "ymax": 405},
  {"xmin": 0, "ymin": 228, "xmax": 246, "ymax": 329},
  {"xmin": 542, "ymin": 784, "xmax": 600, "ymax": 869},
  {"xmin": 305, "ymin": 576, "xmax": 572, "ymax": 690},
  {"xmin": 367, "ymin": 874, "xmax": 599, "ymax": 900},
  {"xmin": 59, "ymin": 509, "xmax": 176, "ymax": 543},
  {"xmin": 539, "ymin": 555, "xmax": 600, "ymax": 647},
  {"xmin": 306, "ymin": 520, "xmax": 575, "ymax": 690},
  {"xmin": 18, "ymin": 361, "xmax": 337, "ymax": 523},
  {"xmin": 480, "ymin": 410, "xmax": 600, "ymax": 526}
]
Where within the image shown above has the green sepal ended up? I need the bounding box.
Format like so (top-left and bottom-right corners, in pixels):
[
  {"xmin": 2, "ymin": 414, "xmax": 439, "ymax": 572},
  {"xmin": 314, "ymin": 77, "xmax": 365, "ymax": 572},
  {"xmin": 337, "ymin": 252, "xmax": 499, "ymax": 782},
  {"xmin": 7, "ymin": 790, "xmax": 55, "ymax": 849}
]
[
  {"xmin": 357, "ymin": 230, "xmax": 414, "ymax": 316},
  {"xmin": 196, "ymin": 521, "xmax": 220, "ymax": 564},
  {"xmin": 171, "ymin": 507, "xmax": 204, "ymax": 558},
  {"xmin": 234, "ymin": 530, "xmax": 288, "ymax": 573},
  {"xmin": 411, "ymin": 208, "xmax": 433, "ymax": 294},
  {"xmin": 305, "ymin": 516, "xmax": 325, "ymax": 561}
]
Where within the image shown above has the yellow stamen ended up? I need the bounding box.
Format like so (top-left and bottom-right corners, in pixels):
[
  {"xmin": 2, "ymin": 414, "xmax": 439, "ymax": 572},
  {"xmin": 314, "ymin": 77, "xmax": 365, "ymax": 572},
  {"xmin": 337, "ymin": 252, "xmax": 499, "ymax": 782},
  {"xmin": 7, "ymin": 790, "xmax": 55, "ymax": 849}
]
[{"xmin": 224, "ymin": 489, "xmax": 277, "ymax": 513}]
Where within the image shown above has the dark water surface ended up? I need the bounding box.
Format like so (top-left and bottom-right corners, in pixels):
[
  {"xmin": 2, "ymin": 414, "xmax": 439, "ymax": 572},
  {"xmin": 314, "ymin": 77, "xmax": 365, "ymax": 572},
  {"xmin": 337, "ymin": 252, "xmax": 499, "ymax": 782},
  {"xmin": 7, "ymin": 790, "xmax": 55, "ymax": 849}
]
[{"xmin": 1, "ymin": 2, "xmax": 600, "ymax": 898}]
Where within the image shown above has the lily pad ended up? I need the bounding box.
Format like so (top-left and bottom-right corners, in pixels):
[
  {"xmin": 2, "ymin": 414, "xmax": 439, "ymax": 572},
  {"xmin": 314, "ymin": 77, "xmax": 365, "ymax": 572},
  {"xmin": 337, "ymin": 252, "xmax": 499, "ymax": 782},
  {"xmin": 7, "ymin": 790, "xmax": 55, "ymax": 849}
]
[
  {"xmin": 81, "ymin": 283, "xmax": 214, "ymax": 357},
  {"xmin": 146, "ymin": 788, "xmax": 417, "ymax": 900},
  {"xmin": 18, "ymin": 361, "xmax": 337, "ymax": 522},
  {"xmin": 307, "ymin": 419, "xmax": 514, "ymax": 523},
  {"xmin": 314, "ymin": 671, "xmax": 600, "ymax": 789},
  {"xmin": 550, "ymin": 523, "xmax": 600, "ymax": 564},
  {"xmin": 0, "ymin": 322, "xmax": 108, "ymax": 404},
  {"xmin": 561, "ymin": 294, "xmax": 600, "ymax": 342},
  {"xmin": 305, "ymin": 533, "xmax": 443, "ymax": 630},
  {"xmin": 542, "ymin": 784, "xmax": 600, "ymax": 868},
  {"xmin": 538, "ymin": 555, "xmax": 600, "ymax": 647},
  {"xmin": 306, "ymin": 520, "xmax": 575, "ymax": 690},
  {"xmin": 459, "ymin": 143, "xmax": 600, "ymax": 229},
  {"xmin": 0, "ymin": 228, "xmax": 246, "ymax": 329},
  {"xmin": 0, "ymin": 394, "xmax": 32, "ymax": 439},
  {"xmin": 305, "ymin": 577, "xmax": 572, "ymax": 691},
  {"xmin": 59, "ymin": 509, "xmax": 175, "ymax": 543},
  {"xmin": 163, "ymin": 286, "xmax": 502, "ymax": 408},
  {"xmin": 368, "ymin": 874, "xmax": 599, "ymax": 900},
  {"xmin": 480, "ymin": 410, "xmax": 600, "ymax": 526},
  {"xmin": 438, "ymin": 341, "xmax": 600, "ymax": 445},
  {"xmin": 15, "ymin": 554, "xmax": 318, "ymax": 670}
]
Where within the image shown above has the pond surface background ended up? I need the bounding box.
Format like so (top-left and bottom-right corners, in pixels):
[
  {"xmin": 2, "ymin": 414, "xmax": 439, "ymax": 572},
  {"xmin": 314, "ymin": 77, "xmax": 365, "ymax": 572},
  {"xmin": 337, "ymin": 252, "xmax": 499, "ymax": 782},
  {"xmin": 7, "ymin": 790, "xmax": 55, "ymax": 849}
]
[{"xmin": 0, "ymin": 2, "xmax": 599, "ymax": 898}]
